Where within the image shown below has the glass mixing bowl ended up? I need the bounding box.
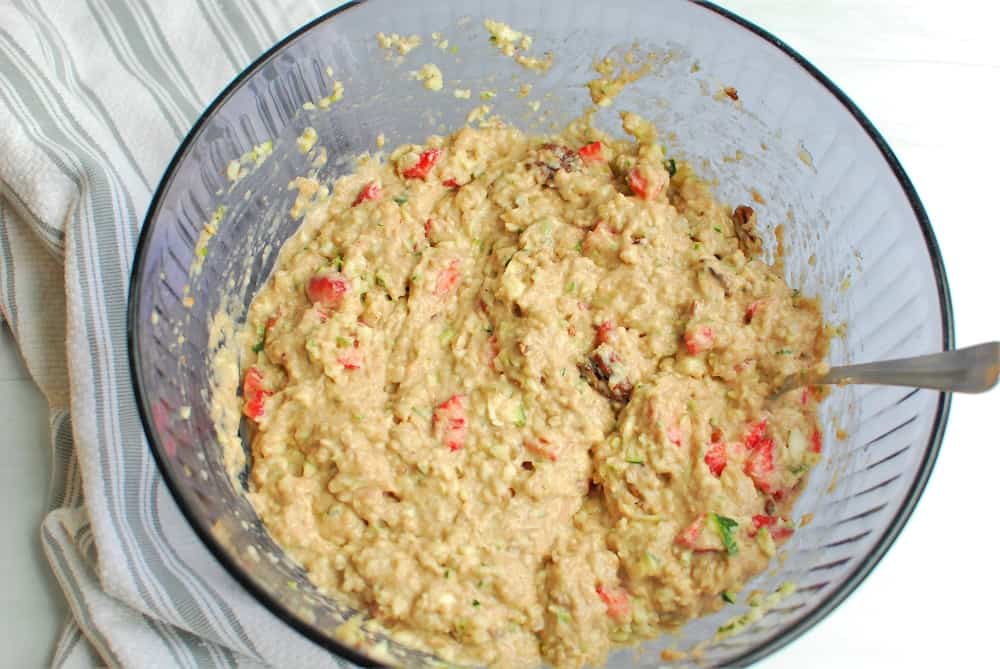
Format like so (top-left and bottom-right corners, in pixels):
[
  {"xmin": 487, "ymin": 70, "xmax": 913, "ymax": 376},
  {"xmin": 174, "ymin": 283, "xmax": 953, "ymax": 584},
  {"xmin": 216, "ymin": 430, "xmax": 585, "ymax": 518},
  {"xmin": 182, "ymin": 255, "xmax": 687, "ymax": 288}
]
[{"xmin": 128, "ymin": 1, "xmax": 953, "ymax": 666}]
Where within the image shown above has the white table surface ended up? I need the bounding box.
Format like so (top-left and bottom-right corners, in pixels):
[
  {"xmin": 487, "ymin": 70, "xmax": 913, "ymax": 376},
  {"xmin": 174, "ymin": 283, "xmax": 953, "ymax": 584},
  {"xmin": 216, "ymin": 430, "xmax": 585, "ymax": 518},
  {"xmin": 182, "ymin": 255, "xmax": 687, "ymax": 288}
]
[{"xmin": 1, "ymin": 1, "xmax": 997, "ymax": 666}]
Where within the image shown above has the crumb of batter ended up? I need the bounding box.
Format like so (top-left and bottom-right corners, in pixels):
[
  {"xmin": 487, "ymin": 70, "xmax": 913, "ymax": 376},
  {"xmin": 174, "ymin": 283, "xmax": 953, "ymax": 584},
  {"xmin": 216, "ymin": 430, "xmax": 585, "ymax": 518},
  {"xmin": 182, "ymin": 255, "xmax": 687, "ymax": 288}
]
[
  {"xmin": 483, "ymin": 19, "xmax": 553, "ymax": 72},
  {"xmin": 317, "ymin": 81, "xmax": 344, "ymax": 109},
  {"xmin": 431, "ymin": 32, "xmax": 449, "ymax": 50},
  {"xmin": 224, "ymin": 109, "xmax": 830, "ymax": 669},
  {"xmin": 798, "ymin": 145, "xmax": 814, "ymax": 167},
  {"xmin": 413, "ymin": 63, "xmax": 444, "ymax": 91},
  {"xmin": 480, "ymin": 89, "xmax": 496, "ymax": 100},
  {"xmin": 660, "ymin": 647, "xmax": 688, "ymax": 661},
  {"xmin": 464, "ymin": 104, "xmax": 492, "ymax": 125},
  {"xmin": 587, "ymin": 52, "xmax": 656, "ymax": 107},
  {"xmin": 453, "ymin": 88, "xmax": 471, "ymax": 99},
  {"xmin": 376, "ymin": 32, "xmax": 422, "ymax": 57},
  {"xmin": 297, "ymin": 127, "xmax": 318, "ymax": 154},
  {"xmin": 225, "ymin": 140, "xmax": 273, "ymax": 183},
  {"xmin": 375, "ymin": 133, "xmax": 385, "ymax": 148},
  {"xmin": 190, "ymin": 205, "xmax": 225, "ymax": 275}
]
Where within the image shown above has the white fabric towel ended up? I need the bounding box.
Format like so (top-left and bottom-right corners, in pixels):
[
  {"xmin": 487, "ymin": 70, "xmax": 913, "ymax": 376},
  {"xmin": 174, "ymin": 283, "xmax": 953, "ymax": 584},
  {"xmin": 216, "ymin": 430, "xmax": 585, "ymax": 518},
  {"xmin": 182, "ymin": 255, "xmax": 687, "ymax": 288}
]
[{"xmin": 0, "ymin": 1, "xmax": 357, "ymax": 666}]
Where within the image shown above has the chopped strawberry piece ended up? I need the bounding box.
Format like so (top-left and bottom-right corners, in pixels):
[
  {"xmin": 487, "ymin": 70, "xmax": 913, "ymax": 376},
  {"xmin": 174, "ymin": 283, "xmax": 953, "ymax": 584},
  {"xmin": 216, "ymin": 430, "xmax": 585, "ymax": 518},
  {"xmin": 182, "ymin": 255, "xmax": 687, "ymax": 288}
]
[
  {"xmin": 745, "ymin": 300, "xmax": 764, "ymax": 323},
  {"xmin": 627, "ymin": 167, "xmax": 662, "ymax": 200},
  {"xmin": 242, "ymin": 367, "xmax": 272, "ymax": 421},
  {"xmin": 771, "ymin": 526, "xmax": 795, "ymax": 541},
  {"xmin": 306, "ymin": 272, "xmax": 350, "ymax": 310},
  {"xmin": 811, "ymin": 428, "xmax": 822, "ymax": 453},
  {"xmin": 596, "ymin": 319, "xmax": 615, "ymax": 344},
  {"xmin": 353, "ymin": 181, "xmax": 381, "ymax": 206},
  {"xmin": 751, "ymin": 515, "xmax": 793, "ymax": 539},
  {"xmin": 265, "ymin": 311, "xmax": 281, "ymax": 332},
  {"xmin": 705, "ymin": 442, "xmax": 727, "ymax": 477},
  {"xmin": 684, "ymin": 325, "xmax": 715, "ymax": 354},
  {"xmin": 800, "ymin": 387, "xmax": 811, "ymax": 406},
  {"xmin": 403, "ymin": 148, "xmax": 442, "ymax": 180},
  {"xmin": 578, "ymin": 141, "xmax": 604, "ymax": 162},
  {"xmin": 596, "ymin": 584, "xmax": 630, "ymax": 620},
  {"xmin": 525, "ymin": 438, "xmax": 561, "ymax": 461},
  {"xmin": 667, "ymin": 424, "xmax": 683, "ymax": 447},
  {"xmin": 336, "ymin": 346, "xmax": 362, "ymax": 370},
  {"xmin": 745, "ymin": 419, "xmax": 768, "ymax": 449},
  {"xmin": 744, "ymin": 435, "xmax": 776, "ymax": 493},
  {"xmin": 434, "ymin": 259, "xmax": 460, "ymax": 296},
  {"xmin": 433, "ymin": 394, "xmax": 468, "ymax": 452},
  {"xmin": 752, "ymin": 515, "xmax": 793, "ymax": 540},
  {"xmin": 674, "ymin": 514, "xmax": 706, "ymax": 551},
  {"xmin": 442, "ymin": 177, "xmax": 459, "ymax": 188}
]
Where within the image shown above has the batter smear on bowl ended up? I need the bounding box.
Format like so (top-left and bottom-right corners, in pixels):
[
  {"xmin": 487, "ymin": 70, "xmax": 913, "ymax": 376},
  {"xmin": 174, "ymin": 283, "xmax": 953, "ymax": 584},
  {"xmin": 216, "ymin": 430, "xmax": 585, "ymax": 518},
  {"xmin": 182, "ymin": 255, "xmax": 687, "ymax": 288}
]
[{"xmin": 234, "ymin": 111, "xmax": 829, "ymax": 668}]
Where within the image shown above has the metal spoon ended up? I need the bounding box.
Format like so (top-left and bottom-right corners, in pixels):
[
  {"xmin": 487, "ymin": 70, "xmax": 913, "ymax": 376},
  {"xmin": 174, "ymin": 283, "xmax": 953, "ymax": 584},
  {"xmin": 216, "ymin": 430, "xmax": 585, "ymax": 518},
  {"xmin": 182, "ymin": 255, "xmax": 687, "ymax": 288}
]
[{"xmin": 771, "ymin": 341, "xmax": 1000, "ymax": 399}]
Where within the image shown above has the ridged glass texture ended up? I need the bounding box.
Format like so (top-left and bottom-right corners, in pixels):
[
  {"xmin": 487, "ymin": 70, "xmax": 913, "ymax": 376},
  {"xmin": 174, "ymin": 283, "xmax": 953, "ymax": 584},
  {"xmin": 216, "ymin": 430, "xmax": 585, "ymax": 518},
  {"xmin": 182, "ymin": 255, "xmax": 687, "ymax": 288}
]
[{"xmin": 128, "ymin": 1, "xmax": 952, "ymax": 666}]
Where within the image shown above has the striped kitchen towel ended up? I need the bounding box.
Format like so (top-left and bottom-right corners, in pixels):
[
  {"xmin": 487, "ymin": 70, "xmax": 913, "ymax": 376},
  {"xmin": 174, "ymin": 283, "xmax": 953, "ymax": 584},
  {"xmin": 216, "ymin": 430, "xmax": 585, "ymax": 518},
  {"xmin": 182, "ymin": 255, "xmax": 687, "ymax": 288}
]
[{"xmin": 0, "ymin": 1, "xmax": 357, "ymax": 666}]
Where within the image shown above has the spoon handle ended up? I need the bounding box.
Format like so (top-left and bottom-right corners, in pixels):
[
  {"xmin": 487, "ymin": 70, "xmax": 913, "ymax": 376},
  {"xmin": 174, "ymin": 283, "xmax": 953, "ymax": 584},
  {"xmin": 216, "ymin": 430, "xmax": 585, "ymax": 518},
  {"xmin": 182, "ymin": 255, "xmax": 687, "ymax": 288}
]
[{"xmin": 820, "ymin": 342, "xmax": 999, "ymax": 394}]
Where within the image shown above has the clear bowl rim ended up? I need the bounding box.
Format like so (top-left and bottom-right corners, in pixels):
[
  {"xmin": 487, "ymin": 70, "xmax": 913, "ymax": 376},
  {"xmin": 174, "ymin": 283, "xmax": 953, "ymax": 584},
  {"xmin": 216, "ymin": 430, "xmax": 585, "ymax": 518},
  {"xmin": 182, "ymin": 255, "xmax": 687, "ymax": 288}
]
[{"xmin": 127, "ymin": 1, "xmax": 955, "ymax": 666}]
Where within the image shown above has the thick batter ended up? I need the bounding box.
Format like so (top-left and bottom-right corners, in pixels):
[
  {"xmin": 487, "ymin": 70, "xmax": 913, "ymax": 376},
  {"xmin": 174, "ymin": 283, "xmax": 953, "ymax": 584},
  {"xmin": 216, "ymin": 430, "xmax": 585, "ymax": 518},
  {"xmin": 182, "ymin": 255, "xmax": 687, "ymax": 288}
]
[{"xmin": 234, "ymin": 111, "xmax": 828, "ymax": 668}]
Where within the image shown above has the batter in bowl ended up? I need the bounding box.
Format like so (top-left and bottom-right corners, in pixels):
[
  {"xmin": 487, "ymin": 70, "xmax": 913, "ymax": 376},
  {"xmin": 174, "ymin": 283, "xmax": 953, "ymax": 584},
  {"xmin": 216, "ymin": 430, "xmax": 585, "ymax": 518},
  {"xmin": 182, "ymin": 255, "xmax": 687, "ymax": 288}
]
[{"xmin": 232, "ymin": 111, "xmax": 829, "ymax": 668}]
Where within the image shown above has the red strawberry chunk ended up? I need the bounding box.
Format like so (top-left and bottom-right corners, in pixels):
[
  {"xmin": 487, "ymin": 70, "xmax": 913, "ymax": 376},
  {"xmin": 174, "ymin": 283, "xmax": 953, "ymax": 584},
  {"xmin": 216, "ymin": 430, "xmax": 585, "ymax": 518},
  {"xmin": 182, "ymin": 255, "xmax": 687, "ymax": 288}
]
[
  {"xmin": 771, "ymin": 526, "xmax": 795, "ymax": 541},
  {"xmin": 442, "ymin": 177, "xmax": 460, "ymax": 188},
  {"xmin": 403, "ymin": 148, "xmax": 442, "ymax": 179},
  {"xmin": 336, "ymin": 346, "xmax": 362, "ymax": 370},
  {"xmin": 811, "ymin": 428, "xmax": 822, "ymax": 453},
  {"xmin": 306, "ymin": 272, "xmax": 350, "ymax": 310},
  {"xmin": 596, "ymin": 319, "xmax": 614, "ymax": 344},
  {"xmin": 667, "ymin": 424, "xmax": 683, "ymax": 446},
  {"xmin": 744, "ymin": 436, "xmax": 776, "ymax": 493},
  {"xmin": 705, "ymin": 442, "xmax": 727, "ymax": 477},
  {"xmin": 745, "ymin": 299, "xmax": 764, "ymax": 323},
  {"xmin": 596, "ymin": 584, "xmax": 630, "ymax": 619},
  {"xmin": 752, "ymin": 515, "xmax": 793, "ymax": 541},
  {"xmin": 627, "ymin": 167, "xmax": 662, "ymax": 200},
  {"xmin": 353, "ymin": 181, "xmax": 381, "ymax": 206},
  {"xmin": 433, "ymin": 394, "xmax": 468, "ymax": 452},
  {"xmin": 434, "ymin": 259, "xmax": 460, "ymax": 296},
  {"xmin": 578, "ymin": 141, "xmax": 604, "ymax": 162},
  {"xmin": 675, "ymin": 515, "xmax": 704, "ymax": 549},
  {"xmin": 265, "ymin": 311, "xmax": 281, "ymax": 332},
  {"xmin": 242, "ymin": 367, "xmax": 272, "ymax": 421},
  {"xmin": 684, "ymin": 325, "xmax": 715, "ymax": 354},
  {"xmin": 675, "ymin": 514, "xmax": 724, "ymax": 551},
  {"xmin": 745, "ymin": 419, "xmax": 768, "ymax": 449}
]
